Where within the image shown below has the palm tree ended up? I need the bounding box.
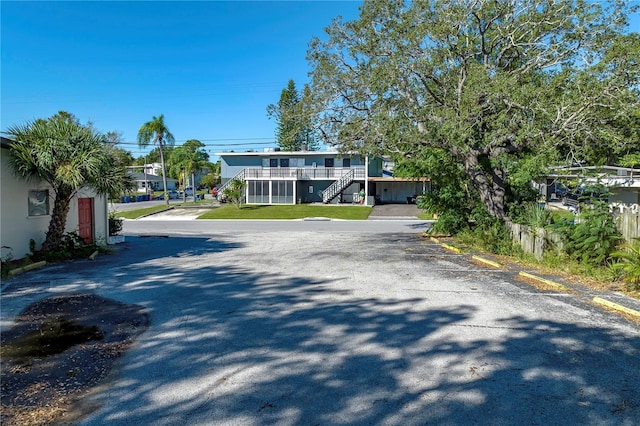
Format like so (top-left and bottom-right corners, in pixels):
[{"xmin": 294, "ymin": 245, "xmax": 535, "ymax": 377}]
[
  {"xmin": 137, "ymin": 114, "xmax": 175, "ymax": 205},
  {"xmin": 7, "ymin": 112, "xmax": 134, "ymax": 252},
  {"xmin": 169, "ymin": 139, "xmax": 209, "ymax": 203}
]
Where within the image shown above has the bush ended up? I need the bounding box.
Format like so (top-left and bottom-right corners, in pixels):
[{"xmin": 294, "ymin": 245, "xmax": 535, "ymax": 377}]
[
  {"xmin": 610, "ymin": 239, "xmax": 640, "ymax": 291},
  {"xmin": 555, "ymin": 200, "xmax": 622, "ymax": 267},
  {"xmin": 1, "ymin": 246, "xmax": 13, "ymax": 280},
  {"xmin": 457, "ymin": 219, "xmax": 519, "ymax": 256},
  {"xmin": 34, "ymin": 232, "xmax": 100, "ymax": 263},
  {"xmin": 109, "ymin": 214, "xmax": 123, "ymax": 236}
]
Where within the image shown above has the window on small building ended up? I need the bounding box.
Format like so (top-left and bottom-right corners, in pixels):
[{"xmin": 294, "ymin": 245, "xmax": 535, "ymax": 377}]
[
  {"xmin": 280, "ymin": 158, "xmax": 289, "ymax": 167},
  {"xmin": 28, "ymin": 190, "xmax": 50, "ymax": 216},
  {"xmin": 342, "ymin": 158, "xmax": 350, "ymax": 167},
  {"xmin": 270, "ymin": 159, "xmax": 278, "ymax": 168},
  {"xmin": 325, "ymin": 158, "xmax": 334, "ymax": 167}
]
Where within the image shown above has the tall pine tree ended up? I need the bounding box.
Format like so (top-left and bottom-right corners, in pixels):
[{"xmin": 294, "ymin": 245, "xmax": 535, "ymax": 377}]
[{"xmin": 267, "ymin": 79, "xmax": 318, "ymax": 151}]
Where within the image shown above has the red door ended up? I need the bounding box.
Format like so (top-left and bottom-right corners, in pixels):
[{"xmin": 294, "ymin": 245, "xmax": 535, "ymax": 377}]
[{"xmin": 78, "ymin": 198, "xmax": 94, "ymax": 244}]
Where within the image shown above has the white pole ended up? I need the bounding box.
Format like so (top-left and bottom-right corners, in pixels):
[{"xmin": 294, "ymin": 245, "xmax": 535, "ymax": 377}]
[
  {"xmin": 364, "ymin": 155, "xmax": 369, "ymax": 206},
  {"xmin": 144, "ymin": 159, "xmax": 148, "ymax": 195}
]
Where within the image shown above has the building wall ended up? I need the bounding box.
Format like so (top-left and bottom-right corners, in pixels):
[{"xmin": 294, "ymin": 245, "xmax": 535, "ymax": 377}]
[
  {"xmin": 220, "ymin": 152, "xmax": 369, "ymax": 182},
  {"xmin": 1, "ymin": 147, "xmax": 108, "ymax": 259},
  {"xmin": 610, "ymin": 188, "xmax": 640, "ymax": 205},
  {"xmin": 374, "ymin": 181, "xmax": 430, "ymax": 204}
]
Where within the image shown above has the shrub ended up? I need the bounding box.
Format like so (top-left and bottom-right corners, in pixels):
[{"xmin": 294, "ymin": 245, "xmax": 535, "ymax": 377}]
[
  {"xmin": 108, "ymin": 214, "xmax": 123, "ymax": 236},
  {"xmin": 34, "ymin": 232, "xmax": 99, "ymax": 263},
  {"xmin": 610, "ymin": 239, "xmax": 640, "ymax": 291},
  {"xmin": 511, "ymin": 202, "xmax": 554, "ymax": 228},
  {"xmin": 457, "ymin": 219, "xmax": 519, "ymax": 256},
  {"xmin": 223, "ymin": 179, "xmax": 246, "ymax": 209},
  {"xmin": 1, "ymin": 246, "xmax": 13, "ymax": 280},
  {"xmin": 556, "ymin": 200, "xmax": 622, "ymax": 267}
]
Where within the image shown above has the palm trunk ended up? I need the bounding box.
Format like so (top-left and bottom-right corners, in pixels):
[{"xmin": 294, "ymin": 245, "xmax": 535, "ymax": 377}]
[
  {"xmin": 42, "ymin": 189, "xmax": 72, "ymax": 252},
  {"xmin": 192, "ymin": 171, "xmax": 196, "ymax": 203},
  {"xmin": 158, "ymin": 141, "xmax": 169, "ymax": 206}
]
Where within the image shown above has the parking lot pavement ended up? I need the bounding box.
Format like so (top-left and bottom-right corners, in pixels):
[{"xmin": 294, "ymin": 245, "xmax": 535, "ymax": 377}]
[{"xmin": 2, "ymin": 233, "xmax": 639, "ymax": 425}]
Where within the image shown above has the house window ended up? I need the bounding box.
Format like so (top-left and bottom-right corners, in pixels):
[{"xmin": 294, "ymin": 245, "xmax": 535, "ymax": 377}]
[
  {"xmin": 248, "ymin": 181, "xmax": 269, "ymax": 204},
  {"xmin": 280, "ymin": 158, "xmax": 289, "ymax": 168},
  {"xmin": 28, "ymin": 190, "xmax": 50, "ymax": 216},
  {"xmin": 269, "ymin": 159, "xmax": 278, "ymax": 168},
  {"xmin": 272, "ymin": 181, "xmax": 294, "ymax": 204},
  {"xmin": 342, "ymin": 158, "xmax": 351, "ymax": 168},
  {"xmin": 325, "ymin": 158, "xmax": 334, "ymax": 167}
]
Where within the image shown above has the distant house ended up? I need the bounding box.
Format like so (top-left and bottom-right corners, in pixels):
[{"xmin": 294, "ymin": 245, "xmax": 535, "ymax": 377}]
[
  {"xmin": 216, "ymin": 148, "xmax": 430, "ymax": 205},
  {"xmin": 128, "ymin": 171, "xmax": 178, "ymax": 193},
  {"xmin": 0, "ymin": 137, "xmax": 109, "ymax": 259},
  {"xmin": 540, "ymin": 166, "xmax": 640, "ymax": 206}
]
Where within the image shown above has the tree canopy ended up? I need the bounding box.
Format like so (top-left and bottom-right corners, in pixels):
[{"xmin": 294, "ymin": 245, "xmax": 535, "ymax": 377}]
[
  {"xmin": 267, "ymin": 79, "xmax": 319, "ymax": 151},
  {"xmin": 168, "ymin": 139, "xmax": 210, "ymax": 201},
  {"xmin": 7, "ymin": 111, "xmax": 134, "ymax": 252},
  {"xmin": 306, "ymin": 0, "xmax": 639, "ymax": 221}
]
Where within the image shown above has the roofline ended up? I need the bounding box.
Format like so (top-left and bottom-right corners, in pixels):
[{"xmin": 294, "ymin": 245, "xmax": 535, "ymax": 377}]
[
  {"xmin": 1, "ymin": 136, "xmax": 14, "ymax": 149},
  {"xmin": 215, "ymin": 150, "xmax": 360, "ymax": 157},
  {"xmin": 551, "ymin": 165, "xmax": 640, "ymax": 173}
]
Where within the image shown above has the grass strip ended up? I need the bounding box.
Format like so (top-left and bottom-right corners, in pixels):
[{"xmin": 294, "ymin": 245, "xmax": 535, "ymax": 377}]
[
  {"xmin": 198, "ymin": 204, "xmax": 372, "ymax": 220},
  {"xmin": 114, "ymin": 206, "xmax": 172, "ymax": 219}
]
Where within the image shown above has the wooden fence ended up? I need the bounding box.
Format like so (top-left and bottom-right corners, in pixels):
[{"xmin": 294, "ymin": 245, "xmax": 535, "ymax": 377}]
[
  {"xmin": 506, "ymin": 206, "xmax": 639, "ymax": 259},
  {"xmin": 505, "ymin": 221, "xmax": 561, "ymax": 260},
  {"xmin": 610, "ymin": 205, "xmax": 640, "ymax": 243}
]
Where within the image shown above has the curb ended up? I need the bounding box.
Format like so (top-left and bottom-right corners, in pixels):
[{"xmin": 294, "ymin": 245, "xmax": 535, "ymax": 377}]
[
  {"xmin": 441, "ymin": 243, "xmax": 462, "ymax": 254},
  {"xmin": 8, "ymin": 260, "xmax": 47, "ymax": 277},
  {"xmin": 518, "ymin": 272, "xmax": 568, "ymax": 290},
  {"xmin": 471, "ymin": 255, "xmax": 502, "ymax": 269},
  {"xmin": 592, "ymin": 296, "xmax": 640, "ymax": 318}
]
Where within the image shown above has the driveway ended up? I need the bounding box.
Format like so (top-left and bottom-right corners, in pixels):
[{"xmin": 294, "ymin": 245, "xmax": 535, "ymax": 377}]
[
  {"xmin": 1, "ymin": 231, "xmax": 639, "ymax": 425},
  {"xmin": 370, "ymin": 203, "xmax": 421, "ymax": 219}
]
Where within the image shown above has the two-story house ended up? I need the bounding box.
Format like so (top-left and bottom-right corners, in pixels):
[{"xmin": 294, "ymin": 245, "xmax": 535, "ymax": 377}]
[{"xmin": 216, "ymin": 149, "xmax": 430, "ymax": 205}]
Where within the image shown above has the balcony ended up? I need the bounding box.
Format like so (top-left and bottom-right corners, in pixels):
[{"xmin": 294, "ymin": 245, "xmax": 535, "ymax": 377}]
[{"xmin": 243, "ymin": 166, "xmax": 366, "ymax": 181}]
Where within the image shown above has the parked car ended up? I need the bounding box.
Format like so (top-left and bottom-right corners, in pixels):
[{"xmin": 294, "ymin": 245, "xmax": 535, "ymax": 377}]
[
  {"xmin": 561, "ymin": 186, "xmax": 608, "ymax": 206},
  {"xmin": 156, "ymin": 190, "xmax": 180, "ymax": 200}
]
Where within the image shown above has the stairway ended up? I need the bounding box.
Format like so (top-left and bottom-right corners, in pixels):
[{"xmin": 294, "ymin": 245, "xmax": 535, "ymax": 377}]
[
  {"xmin": 322, "ymin": 169, "xmax": 355, "ymax": 203},
  {"xmin": 218, "ymin": 169, "xmax": 246, "ymax": 195}
]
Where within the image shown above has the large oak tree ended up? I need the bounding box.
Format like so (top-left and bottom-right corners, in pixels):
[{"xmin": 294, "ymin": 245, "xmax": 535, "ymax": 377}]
[{"xmin": 307, "ymin": 0, "xmax": 639, "ymax": 220}]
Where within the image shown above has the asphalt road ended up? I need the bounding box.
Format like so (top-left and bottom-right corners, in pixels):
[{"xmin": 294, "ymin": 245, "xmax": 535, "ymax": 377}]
[{"xmin": 1, "ymin": 226, "xmax": 639, "ymax": 425}]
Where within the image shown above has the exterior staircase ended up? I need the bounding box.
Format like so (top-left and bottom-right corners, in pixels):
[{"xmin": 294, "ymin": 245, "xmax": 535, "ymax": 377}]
[
  {"xmin": 322, "ymin": 169, "xmax": 355, "ymax": 203},
  {"xmin": 218, "ymin": 169, "xmax": 246, "ymax": 194}
]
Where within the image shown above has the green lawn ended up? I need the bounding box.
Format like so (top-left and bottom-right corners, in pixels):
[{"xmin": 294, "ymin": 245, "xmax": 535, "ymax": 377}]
[
  {"xmin": 114, "ymin": 205, "xmax": 172, "ymax": 219},
  {"xmin": 198, "ymin": 204, "xmax": 372, "ymax": 220}
]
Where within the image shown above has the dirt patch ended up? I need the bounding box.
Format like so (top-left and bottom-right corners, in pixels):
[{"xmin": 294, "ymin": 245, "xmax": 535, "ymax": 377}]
[{"xmin": 0, "ymin": 293, "xmax": 149, "ymax": 425}]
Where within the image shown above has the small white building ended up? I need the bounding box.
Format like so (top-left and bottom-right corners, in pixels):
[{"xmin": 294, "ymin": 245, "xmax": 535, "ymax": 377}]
[{"xmin": 1, "ymin": 137, "xmax": 109, "ymax": 260}]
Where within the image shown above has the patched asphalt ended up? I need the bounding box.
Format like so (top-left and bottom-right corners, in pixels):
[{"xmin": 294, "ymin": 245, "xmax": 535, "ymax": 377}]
[{"xmin": 1, "ymin": 230, "xmax": 638, "ymax": 425}]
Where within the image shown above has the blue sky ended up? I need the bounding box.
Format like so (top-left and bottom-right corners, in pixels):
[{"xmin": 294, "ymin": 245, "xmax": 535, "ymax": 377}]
[
  {"xmin": 1, "ymin": 1, "xmax": 638, "ymax": 160},
  {"xmin": 1, "ymin": 1, "xmax": 363, "ymax": 158}
]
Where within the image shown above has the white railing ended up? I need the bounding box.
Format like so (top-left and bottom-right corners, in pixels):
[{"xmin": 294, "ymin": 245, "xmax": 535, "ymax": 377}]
[
  {"xmin": 243, "ymin": 166, "xmax": 366, "ymax": 180},
  {"xmin": 218, "ymin": 169, "xmax": 246, "ymax": 194}
]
